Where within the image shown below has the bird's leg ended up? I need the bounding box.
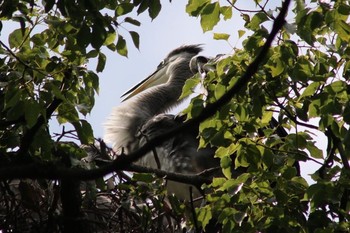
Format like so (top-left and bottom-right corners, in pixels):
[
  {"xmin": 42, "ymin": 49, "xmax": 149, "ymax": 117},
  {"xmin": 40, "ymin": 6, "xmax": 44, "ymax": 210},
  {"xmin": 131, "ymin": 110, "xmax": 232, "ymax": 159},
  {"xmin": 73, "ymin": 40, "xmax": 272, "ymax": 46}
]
[
  {"xmin": 137, "ymin": 128, "xmax": 162, "ymax": 169},
  {"xmin": 151, "ymin": 147, "xmax": 162, "ymax": 170}
]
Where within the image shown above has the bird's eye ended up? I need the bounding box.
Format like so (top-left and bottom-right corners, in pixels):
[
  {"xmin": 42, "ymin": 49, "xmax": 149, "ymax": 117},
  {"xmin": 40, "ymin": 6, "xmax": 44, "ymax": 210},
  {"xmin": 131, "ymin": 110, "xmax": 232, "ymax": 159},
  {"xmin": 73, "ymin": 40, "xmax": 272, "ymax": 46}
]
[{"xmin": 157, "ymin": 60, "xmax": 165, "ymax": 69}]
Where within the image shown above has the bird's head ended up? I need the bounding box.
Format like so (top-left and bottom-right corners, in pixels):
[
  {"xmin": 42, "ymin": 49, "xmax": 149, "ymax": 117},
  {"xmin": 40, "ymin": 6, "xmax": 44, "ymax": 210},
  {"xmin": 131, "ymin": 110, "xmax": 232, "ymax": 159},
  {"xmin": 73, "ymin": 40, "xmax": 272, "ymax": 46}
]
[{"xmin": 121, "ymin": 45, "xmax": 204, "ymax": 101}]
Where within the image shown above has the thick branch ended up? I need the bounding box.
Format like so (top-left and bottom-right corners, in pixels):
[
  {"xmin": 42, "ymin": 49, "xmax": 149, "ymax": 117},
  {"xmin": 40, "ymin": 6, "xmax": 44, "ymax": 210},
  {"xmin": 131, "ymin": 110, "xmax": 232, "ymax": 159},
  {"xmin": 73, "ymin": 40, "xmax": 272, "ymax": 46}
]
[
  {"xmin": 0, "ymin": 0, "xmax": 291, "ymax": 181},
  {"xmin": 127, "ymin": 164, "xmax": 218, "ymax": 186}
]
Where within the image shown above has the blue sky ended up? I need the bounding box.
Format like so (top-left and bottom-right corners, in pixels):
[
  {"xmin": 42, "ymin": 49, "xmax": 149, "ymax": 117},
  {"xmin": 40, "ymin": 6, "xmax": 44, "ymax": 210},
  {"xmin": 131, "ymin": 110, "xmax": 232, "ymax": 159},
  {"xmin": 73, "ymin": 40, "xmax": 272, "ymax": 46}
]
[{"xmin": 90, "ymin": 1, "xmax": 245, "ymax": 138}]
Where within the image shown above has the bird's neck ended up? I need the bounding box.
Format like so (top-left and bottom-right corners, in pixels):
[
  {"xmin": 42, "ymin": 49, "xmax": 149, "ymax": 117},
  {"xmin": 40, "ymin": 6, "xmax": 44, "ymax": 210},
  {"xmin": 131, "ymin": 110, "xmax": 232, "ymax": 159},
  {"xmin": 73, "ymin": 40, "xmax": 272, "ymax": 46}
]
[
  {"xmin": 104, "ymin": 66, "xmax": 192, "ymax": 153},
  {"xmin": 134, "ymin": 79, "xmax": 185, "ymax": 118}
]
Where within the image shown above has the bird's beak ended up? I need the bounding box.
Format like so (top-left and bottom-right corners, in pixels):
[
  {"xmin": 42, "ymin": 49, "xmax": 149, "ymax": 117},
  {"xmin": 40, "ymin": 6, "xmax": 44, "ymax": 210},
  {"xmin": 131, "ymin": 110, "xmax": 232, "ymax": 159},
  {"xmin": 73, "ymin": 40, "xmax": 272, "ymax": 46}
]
[{"xmin": 121, "ymin": 64, "xmax": 168, "ymax": 101}]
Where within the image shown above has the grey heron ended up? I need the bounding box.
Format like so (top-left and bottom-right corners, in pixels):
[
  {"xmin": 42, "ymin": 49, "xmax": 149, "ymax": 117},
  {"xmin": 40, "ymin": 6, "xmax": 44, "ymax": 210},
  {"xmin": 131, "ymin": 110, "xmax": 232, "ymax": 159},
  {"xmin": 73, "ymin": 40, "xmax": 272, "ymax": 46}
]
[{"xmin": 104, "ymin": 45, "xmax": 220, "ymax": 200}]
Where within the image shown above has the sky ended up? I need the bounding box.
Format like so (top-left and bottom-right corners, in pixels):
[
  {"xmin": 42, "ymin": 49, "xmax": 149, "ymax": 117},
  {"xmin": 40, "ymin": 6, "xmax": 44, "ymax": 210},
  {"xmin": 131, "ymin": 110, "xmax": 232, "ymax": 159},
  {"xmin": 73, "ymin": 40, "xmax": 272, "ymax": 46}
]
[
  {"xmin": 1, "ymin": 1, "xmax": 322, "ymax": 183},
  {"xmin": 90, "ymin": 1, "xmax": 245, "ymax": 138}
]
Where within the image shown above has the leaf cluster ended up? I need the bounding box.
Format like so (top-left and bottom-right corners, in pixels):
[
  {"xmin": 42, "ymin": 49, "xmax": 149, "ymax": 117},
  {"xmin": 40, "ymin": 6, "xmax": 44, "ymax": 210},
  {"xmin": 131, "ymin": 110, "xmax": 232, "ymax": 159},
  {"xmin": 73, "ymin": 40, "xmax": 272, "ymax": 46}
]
[
  {"xmin": 179, "ymin": 0, "xmax": 350, "ymax": 232},
  {"xmin": 1, "ymin": 0, "xmax": 350, "ymax": 232}
]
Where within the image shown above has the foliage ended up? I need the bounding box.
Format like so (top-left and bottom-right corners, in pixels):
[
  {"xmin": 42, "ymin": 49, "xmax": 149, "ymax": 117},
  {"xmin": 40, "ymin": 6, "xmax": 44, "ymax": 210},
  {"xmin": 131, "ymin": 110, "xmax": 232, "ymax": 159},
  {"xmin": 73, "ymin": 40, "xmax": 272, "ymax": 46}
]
[{"xmin": 1, "ymin": 0, "xmax": 350, "ymax": 232}]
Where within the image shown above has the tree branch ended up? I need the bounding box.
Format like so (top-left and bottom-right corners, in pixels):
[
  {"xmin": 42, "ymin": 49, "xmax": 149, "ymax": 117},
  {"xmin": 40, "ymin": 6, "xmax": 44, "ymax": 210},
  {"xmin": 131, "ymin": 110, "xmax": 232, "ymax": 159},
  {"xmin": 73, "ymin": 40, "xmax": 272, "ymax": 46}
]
[
  {"xmin": 325, "ymin": 127, "xmax": 350, "ymax": 170},
  {"xmin": 0, "ymin": 0, "xmax": 291, "ymax": 181}
]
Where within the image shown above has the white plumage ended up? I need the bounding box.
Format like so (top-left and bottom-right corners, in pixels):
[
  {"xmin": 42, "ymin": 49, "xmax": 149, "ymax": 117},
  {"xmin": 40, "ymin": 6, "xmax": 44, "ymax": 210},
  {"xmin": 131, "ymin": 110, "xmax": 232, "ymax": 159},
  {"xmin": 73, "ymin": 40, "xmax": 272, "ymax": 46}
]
[{"xmin": 104, "ymin": 45, "xmax": 219, "ymax": 200}]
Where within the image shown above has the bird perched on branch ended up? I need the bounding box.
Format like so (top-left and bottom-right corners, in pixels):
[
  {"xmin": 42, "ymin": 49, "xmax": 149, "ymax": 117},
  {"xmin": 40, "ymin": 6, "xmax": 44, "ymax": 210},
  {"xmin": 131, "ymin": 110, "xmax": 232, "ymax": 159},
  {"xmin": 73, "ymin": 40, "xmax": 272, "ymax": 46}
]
[{"xmin": 104, "ymin": 45, "xmax": 220, "ymax": 200}]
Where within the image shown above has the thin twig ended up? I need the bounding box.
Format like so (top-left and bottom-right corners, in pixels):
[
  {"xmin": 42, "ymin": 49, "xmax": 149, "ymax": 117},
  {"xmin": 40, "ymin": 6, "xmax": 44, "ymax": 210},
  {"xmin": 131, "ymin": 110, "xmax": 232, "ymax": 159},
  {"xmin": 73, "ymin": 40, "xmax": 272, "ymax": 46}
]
[
  {"xmin": 0, "ymin": 40, "xmax": 47, "ymax": 77},
  {"xmin": 189, "ymin": 186, "xmax": 200, "ymax": 233}
]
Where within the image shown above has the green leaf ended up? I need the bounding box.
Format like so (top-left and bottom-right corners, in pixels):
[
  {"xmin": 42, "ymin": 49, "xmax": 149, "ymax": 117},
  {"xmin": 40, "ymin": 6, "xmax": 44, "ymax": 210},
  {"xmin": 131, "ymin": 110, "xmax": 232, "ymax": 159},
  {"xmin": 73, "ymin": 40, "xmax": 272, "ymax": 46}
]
[
  {"xmin": 214, "ymin": 83, "xmax": 226, "ymax": 99},
  {"xmin": 211, "ymin": 177, "xmax": 226, "ymax": 188},
  {"xmin": 9, "ymin": 28, "xmax": 27, "ymax": 48},
  {"xmin": 197, "ymin": 205, "xmax": 212, "ymax": 229},
  {"xmin": 5, "ymin": 89, "xmax": 22, "ymax": 109},
  {"xmin": 300, "ymin": 81, "xmax": 321, "ymax": 98},
  {"xmin": 129, "ymin": 31, "xmax": 140, "ymax": 49},
  {"xmin": 215, "ymin": 143, "xmax": 238, "ymax": 159},
  {"xmin": 247, "ymin": 12, "xmax": 269, "ymax": 31},
  {"xmin": 335, "ymin": 20, "xmax": 350, "ymax": 42},
  {"xmin": 116, "ymin": 35, "xmax": 128, "ymax": 57},
  {"xmin": 116, "ymin": 3, "xmax": 134, "ymax": 16},
  {"xmin": 86, "ymin": 49, "xmax": 99, "ymax": 58},
  {"xmin": 186, "ymin": 0, "xmax": 209, "ymax": 16},
  {"xmin": 7, "ymin": 101, "xmax": 25, "ymax": 121},
  {"xmin": 57, "ymin": 103, "xmax": 79, "ymax": 124},
  {"xmin": 184, "ymin": 98, "xmax": 204, "ymax": 119},
  {"xmin": 77, "ymin": 23, "xmax": 91, "ymax": 48},
  {"xmin": 200, "ymin": 2, "xmax": 220, "ymax": 32},
  {"xmin": 220, "ymin": 156, "xmax": 232, "ymax": 179},
  {"xmin": 238, "ymin": 30, "xmax": 245, "ymax": 38},
  {"xmin": 291, "ymin": 56, "xmax": 312, "ymax": 82},
  {"xmin": 220, "ymin": 6, "xmax": 232, "ymax": 20},
  {"xmin": 261, "ymin": 111, "xmax": 273, "ymax": 124},
  {"xmin": 31, "ymin": 33, "xmax": 46, "ymax": 46},
  {"xmin": 148, "ymin": 0, "xmax": 161, "ymax": 20},
  {"xmin": 73, "ymin": 120, "xmax": 94, "ymax": 144},
  {"xmin": 132, "ymin": 173, "xmax": 155, "ymax": 183},
  {"xmin": 137, "ymin": 0, "xmax": 149, "ymax": 15},
  {"xmin": 325, "ymin": 80, "xmax": 346, "ymax": 94},
  {"xmin": 179, "ymin": 75, "xmax": 200, "ymax": 100},
  {"xmin": 91, "ymin": 24, "xmax": 107, "ymax": 49},
  {"xmin": 96, "ymin": 52, "xmax": 106, "ymax": 73},
  {"xmin": 306, "ymin": 142, "xmax": 323, "ymax": 159},
  {"xmin": 266, "ymin": 59, "xmax": 284, "ymax": 77},
  {"xmin": 86, "ymin": 71, "xmax": 99, "ymax": 93},
  {"xmin": 124, "ymin": 17, "xmax": 141, "ymax": 26},
  {"xmin": 24, "ymin": 100, "xmax": 41, "ymax": 128},
  {"xmin": 213, "ymin": 33, "xmax": 230, "ymax": 41},
  {"xmin": 104, "ymin": 31, "xmax": 116, "ymax": 46}
]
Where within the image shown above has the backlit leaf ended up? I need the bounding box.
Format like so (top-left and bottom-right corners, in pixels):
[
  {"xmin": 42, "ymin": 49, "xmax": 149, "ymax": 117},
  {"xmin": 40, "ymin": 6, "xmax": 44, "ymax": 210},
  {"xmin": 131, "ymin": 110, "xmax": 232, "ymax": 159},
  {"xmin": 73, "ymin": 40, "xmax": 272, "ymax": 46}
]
[
  {"xmin": 129, "ymin": 31, "xmax": 140, "ymax": 49},
  {"xmin": 213, "ymin": 33, "xmax": 230, "ymax": 41},
  {"xmin": 96, "ymin": 52, "xmax": 106, "ymax": 73},
  {"xmin": 124, "ymin": 17, "xmax": 141, "ymax": 26},
  {"xmin": 200, "ymin": 2, "xmax": 220, "ymax": 32},
  {"xmin": 116, "ymin": 35, "xmax": 128, "ymax": 57}
]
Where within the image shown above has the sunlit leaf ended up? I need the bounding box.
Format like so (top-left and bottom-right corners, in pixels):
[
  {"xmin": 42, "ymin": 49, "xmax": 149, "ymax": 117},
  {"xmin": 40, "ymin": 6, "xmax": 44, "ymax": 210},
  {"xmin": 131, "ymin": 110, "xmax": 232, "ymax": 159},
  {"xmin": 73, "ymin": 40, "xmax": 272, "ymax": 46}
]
[
  {"xmin": 220, "ymin": 156, "xmax": 232, "ymax": 179},
  {"xmin": 247, "ymin": 12, "xmax": 269, "ymax": 30},
  {"xmin": 238, "ymin": 29, "xmax": 245, "ymax": 38},
  {"xmin": 186, "ymin": 0, "xmax": 209, "ymax": 16},
  {"xmin": 104, "ymin": 31, "xmax": 116, "ymax": 46},
  {"xmin": 300, "ymin": 82, "xmax": 321, "ymax": 98},
  {"xmin": 213, "ymin": 33, "xmax": 230, "ymax": 41},
  {"xmin": 220, "ymin": 6, "xmax": 232, "ymax": 20},
  {"xmin": 200, "ymin": 2, "xmax": 220, "ymax": 32},
  {"xmin": 197, "ymin": 206, "xmax": 212, "ymax": 229}
]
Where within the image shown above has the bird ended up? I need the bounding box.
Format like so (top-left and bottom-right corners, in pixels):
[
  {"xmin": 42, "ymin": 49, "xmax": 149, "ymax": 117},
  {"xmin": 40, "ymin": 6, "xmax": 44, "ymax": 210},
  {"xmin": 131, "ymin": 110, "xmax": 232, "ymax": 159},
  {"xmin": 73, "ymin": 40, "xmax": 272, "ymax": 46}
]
[{"xmin": 104, "ymin": 45, "xmax": 220, "ymax": 200}]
